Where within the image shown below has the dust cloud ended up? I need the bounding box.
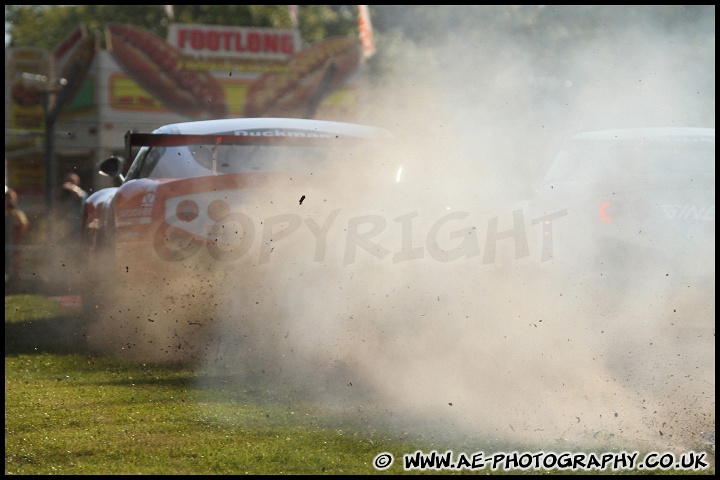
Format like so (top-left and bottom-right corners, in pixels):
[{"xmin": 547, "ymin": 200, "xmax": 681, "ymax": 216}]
[{"xmin": 85, "ymin": 6, "xmax": 714, "ymax": 458}]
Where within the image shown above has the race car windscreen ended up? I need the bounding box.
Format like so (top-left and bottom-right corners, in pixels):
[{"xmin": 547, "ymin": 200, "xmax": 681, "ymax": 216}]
[
  {"xmin": 540, "ymin": 139, "xmax": 715, "ymax": 187},
  {"xmin": 129, "ymin": 142, "xmax": 382, "ymax": 180}
]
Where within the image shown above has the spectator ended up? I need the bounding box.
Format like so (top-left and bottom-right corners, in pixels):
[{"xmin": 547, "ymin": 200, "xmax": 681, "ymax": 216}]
[
  {"xmin": 5, "ymin": 186, "xmax": 30, "ymax": 284},
  {"xmin": 55, "ymin": 172, "xmax": 87, "ymax": 242}
]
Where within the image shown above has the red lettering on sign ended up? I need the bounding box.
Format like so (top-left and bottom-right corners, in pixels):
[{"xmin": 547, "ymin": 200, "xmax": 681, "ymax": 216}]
[
  {"xmin": 190, "ymin": 30, "xmax": 204, "ymax": 50},
  {"xmin": 234, "ymin": 34, "xmax": 245, "ymax": 52},
  {"xmin": 206, "ymin": 30, "xmax": 219, "ymax": 51},
  {"xmin": 222, "ymin": 32, "xmax": 234, "ymax": 51},
  {"xmin": 281, "ymin": 35, "xmax": 295, "ymax": 54},
  {"xmin": 173, "ymin": 27, "xmax": 296, "ymax": 55},
  {"xmin": 247, "ymin": 32, "xmax": 260, "ymax": 52},
  {"xmin": 264, "ymin": 33, "xmax": 278, "ymax": 52},
  {"xmin": 178, "ymin": 28, "xmax": 190, "ymax": 49}
]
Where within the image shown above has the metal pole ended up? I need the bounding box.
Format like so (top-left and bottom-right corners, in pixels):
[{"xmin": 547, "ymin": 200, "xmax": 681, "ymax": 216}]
[
  {"xmin": 42, "ymin": 78, "xmax": 64, "ymax": 246},
  {"xmin": 44, "ymin": 91, "xmax": 56, "ymax": 218},
  {"xmin": 43, "ymin": 87, "xmax": 59, "ymax": 247}
]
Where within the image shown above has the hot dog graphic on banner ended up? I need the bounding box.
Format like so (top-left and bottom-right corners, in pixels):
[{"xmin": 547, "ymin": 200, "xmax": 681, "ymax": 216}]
[
  {"xmin": 106, "ymin": 23, "xmax": 227, "ymax": 119},
  {"xmin": 243, "ymin": 35, "xmax": 362, "ymax": 118},
  {"xmin": 104, "ymin": 22, "xmax": 365, "ymax": 120}
]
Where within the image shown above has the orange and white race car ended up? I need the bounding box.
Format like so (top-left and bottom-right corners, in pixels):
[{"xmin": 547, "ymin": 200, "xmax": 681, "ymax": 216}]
[{"xmin": 80, "ymin": 117, "xmax": 397, "ymax": 312}]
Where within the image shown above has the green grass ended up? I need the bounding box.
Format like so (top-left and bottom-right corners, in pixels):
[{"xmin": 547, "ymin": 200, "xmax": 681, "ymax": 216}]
[
  {"xmin": 4, "ymin": 294, "xmax": 73, "ymax": 323},
  {"xmin": 5, "ymin": 294, "xmax": 716, "ymax": 474},
  {"xmin": 6, "ymin": 353, "xmax": 427, "ymax": 474},
  {"xmin": 4, "ymin": 294, "xmax": 441, "ymax": 474}
]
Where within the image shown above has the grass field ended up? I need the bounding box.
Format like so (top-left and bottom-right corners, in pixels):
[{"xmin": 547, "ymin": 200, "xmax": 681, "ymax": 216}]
[{"xmin": 5, "ymin": 293, "xmax": 715, "ymax": 474}]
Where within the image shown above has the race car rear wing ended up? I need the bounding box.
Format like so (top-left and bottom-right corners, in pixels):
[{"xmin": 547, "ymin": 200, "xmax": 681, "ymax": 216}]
[{"xmin": 123, "ymin": 130, "xmax": 391, "ymax": 163}]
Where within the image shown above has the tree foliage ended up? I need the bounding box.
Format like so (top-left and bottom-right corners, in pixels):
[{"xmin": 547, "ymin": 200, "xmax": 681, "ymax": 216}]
[
  {"xmin": 5, "ymin": 5, "xmax": 714, "ymax": 126},
  {"xmin": 7, "ymin": 5, "xmax": 714, "ymax": 56},
  {"xmin": 5, "ymin": 5, "xmax": 360, "ymax": 50}
]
